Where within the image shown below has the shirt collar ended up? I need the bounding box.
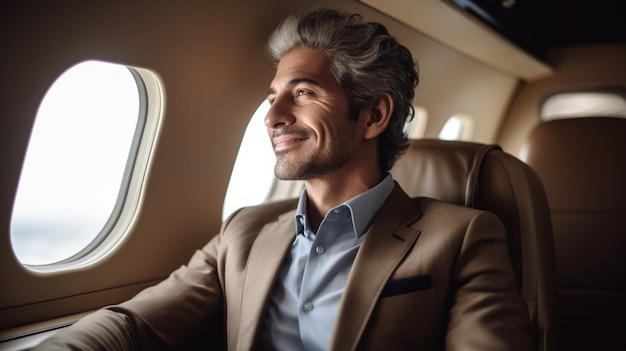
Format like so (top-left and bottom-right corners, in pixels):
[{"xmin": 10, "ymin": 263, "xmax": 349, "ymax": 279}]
[{"xmin": 295, "ymin": 174, "xmax": 395, "ymax": 238}]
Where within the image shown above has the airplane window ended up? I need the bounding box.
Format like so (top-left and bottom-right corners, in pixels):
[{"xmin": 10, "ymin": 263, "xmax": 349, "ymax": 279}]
[
  {"xmin": 439, "ymin": 114, "xmax": 474, "ymax": 141},
  {"xmin": 541, "ymin": 90, "xmax": 626, "ymax": 120},
  {"xmin": 404, "ymin": 106, "xmax": 428, "ymax": 139},
  {"xmin": 223, "ymin": 101, "xmax": 276, "ymax": 220},
  {"xmin": 10, "ymin": 60, "xmax": 163, "ymax": 269}
]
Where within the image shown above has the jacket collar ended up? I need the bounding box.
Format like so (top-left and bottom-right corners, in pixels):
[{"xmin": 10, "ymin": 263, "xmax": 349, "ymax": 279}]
[
  {"xmin": 329, "ymin": 183, "xmax": 422, "ymax": 350},
  {"xmin": 234, "ymin": 209, "xmax": 295, "ymax": 350}
]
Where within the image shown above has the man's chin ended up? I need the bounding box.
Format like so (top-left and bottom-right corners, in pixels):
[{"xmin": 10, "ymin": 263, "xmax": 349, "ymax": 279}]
[
  {"xmin": 274, "ymin": 162, "xmax": 309, "ymax": 181},
  {"xmin": 274, "ymin": 171, "xmax": 307, "ymax": 181}
]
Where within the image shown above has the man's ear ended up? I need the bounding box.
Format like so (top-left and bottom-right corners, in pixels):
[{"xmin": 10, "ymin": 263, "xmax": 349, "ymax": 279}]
[{"xmin": 363, "ymin": 94, "xmax": 394, "ymax": 140}]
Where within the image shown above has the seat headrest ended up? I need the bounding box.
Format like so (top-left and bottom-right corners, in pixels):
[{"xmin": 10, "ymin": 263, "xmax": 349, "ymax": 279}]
[
  {"xmin": 521, "ymin": 117, "xmax": 626, "ymax": 212},
  {"xmin": 390, "ymin": 139, "xmax": 500, "ymax": 206}
]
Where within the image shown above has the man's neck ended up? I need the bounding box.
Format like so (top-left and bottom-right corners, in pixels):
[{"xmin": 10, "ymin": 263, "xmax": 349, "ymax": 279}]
[{"xmin": 304, "ymin": 169, "xmax": 384, "ymax": 232}]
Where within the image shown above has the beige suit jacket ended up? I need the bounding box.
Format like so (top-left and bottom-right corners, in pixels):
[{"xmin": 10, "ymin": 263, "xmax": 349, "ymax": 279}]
[{"xmin": 37, "ymin": 184, "xmax": 534, "ymax": 350}]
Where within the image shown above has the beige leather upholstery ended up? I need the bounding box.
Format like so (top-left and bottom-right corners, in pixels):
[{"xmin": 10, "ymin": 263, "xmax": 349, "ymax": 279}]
[
  {"xmin": 391, "ymin": 139, "xmax": 558, "ymax": 351},
  {"xmin": 521, "ymin": 117, "xmax": 626, "ymax": 351}
]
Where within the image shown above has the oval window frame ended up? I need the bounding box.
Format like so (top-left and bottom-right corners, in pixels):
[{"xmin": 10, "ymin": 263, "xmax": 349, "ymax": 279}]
[{"xmin": 10, "ymin": 60, "xmax": 165, "ymax": 272}]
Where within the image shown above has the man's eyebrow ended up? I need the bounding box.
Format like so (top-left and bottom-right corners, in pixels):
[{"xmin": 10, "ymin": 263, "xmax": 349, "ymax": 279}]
[{"xmin": 267, "ymin": 77, "xmax": 323, "ymax": 97}]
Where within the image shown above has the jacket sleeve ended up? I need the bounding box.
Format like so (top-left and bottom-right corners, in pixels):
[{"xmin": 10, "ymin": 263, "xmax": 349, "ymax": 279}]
[
  {"xmin": 446, "ymin": 210, "xmax": 535, "ymax": 351},
  {"xmin": 31, "ymin": 235, "xmax": 224, "ymax": 351}
]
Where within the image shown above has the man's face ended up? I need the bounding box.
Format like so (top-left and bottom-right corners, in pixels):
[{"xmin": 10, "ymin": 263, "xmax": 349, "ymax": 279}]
[{"xmin": 265, "ymin": 46, "xmax": 358, "ymax": 180}]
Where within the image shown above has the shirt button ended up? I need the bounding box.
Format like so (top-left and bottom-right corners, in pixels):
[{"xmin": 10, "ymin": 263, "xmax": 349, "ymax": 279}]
[
  {"xmin": 303, "ymin": 302, "xmax": 313, "ymax": 312},
  {"xmin": 299, "ymin": 217, "xmax": 305, "ymax": 225},
  {"xmin": 315, "ymin": 245, "xmax": 325, "ymax": 254}
]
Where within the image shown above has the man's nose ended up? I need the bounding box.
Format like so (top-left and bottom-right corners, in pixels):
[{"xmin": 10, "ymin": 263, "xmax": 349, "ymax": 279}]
[{"xmin": 264, "ymin": 96, "xmax": 296, "ymax": 129}]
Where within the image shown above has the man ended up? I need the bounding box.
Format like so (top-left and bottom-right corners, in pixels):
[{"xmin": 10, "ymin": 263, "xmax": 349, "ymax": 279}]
[{"xmin": 35, "ymin": 8, "xmax": 533, "ymax": 351}]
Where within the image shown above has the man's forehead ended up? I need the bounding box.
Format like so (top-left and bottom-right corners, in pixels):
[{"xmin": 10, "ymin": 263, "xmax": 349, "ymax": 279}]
[{"xmin": 270, "ymin": 47, "xmax": 335, "ymax": 88}]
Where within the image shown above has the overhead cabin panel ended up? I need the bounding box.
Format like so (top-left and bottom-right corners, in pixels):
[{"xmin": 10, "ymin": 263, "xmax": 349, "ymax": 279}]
[{"xmin": 359, "ymin": 0, "xmax": 553, "ymax": 81}]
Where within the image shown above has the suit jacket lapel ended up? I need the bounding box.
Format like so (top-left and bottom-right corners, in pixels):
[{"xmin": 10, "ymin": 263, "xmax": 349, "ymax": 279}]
[
  {"xmin": 330, "ymin": 185, "xmax": 422, "ymax": 351},
  {"xmin": 235, "ymin": 210, "xmax": 295, "ymax": 351}
]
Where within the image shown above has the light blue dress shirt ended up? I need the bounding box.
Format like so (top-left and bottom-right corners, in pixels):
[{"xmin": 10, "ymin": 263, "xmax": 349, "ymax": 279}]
[{"xmin": 258, "ymin": 174, "xmax": 395, "ymax": 351}]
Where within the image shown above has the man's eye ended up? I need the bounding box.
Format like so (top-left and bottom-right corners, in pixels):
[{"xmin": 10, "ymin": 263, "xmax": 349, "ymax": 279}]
[{"xmin": 297, "ymin": 89, "xmax": 311, "ymax": 97}]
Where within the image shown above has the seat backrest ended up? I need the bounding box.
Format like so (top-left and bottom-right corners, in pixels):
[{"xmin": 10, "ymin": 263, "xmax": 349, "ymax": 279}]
[
  {"xmin": 521, "ymin": 117, "xmax": 626, "ymax": 351},
  {"xmin": 391, "ymin": 139, "xmax": 558, "ymax": 351}
]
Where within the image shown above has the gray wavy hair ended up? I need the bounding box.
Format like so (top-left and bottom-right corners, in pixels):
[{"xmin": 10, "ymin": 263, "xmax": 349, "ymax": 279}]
[{"xmin": 266, "ymin": 8, "xmax": 419, "ymax": 172}]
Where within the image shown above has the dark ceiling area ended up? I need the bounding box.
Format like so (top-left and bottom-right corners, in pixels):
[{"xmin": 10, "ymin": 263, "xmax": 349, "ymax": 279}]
[{"xmin": 449, "ymin": 0, "xmax": 626, "ymax": 60}]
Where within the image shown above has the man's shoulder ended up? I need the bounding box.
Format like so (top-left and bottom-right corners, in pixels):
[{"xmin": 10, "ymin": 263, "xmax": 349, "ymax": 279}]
[
  {"xmin": 412, "ymin": 196, "xmax": 494, "ymax": 223},
  {"xmin": 411, "ymin": 196, "xmax": 503, "ymax": 232},
  {"xmin": 413, "ymin": 196, "xmax": 478, "ymax": 213},
  {"xmin": 222, "ymin": 198, "xmax": 298, "ymax": 232},
  {"xmin": 239, "ymin": 197, "xmax": 298, "ymax": 217},
  {"xmin": 392, "ymin": 182, "xmax": 482, "ymax": 217}
]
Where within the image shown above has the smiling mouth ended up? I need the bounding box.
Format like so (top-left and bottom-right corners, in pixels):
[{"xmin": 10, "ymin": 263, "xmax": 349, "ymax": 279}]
[
  {"xmin": 271, "ymin": 128, "xmax": 311, "ymax": 153},
  {"xmin": 272, "ymin": 135, "xmax": 308, "ymax": 152}
]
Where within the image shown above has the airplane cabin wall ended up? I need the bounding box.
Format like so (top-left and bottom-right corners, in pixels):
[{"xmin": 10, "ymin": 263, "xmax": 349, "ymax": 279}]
[{"xmin": 0, "ymin": 0, "xmax": 520, "ymax": 331}]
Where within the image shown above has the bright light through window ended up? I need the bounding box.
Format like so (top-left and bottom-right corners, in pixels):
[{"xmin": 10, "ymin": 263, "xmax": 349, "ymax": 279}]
[
  {"xmin": 222, "ymin": 101, "xmax": 276, "ymax": 220},
  {"xmin": 541, "ymin": 91, "xmax": 626, "ymax": 120},
  {"xmin": 439, "ymin": 114, "xmax": 474, "ymax": 141},
  {"xmin": 11, "ymin": 60, "xmax": 141, "ymax": 266},
  {"xmin": 439, "ymin": 117, "xmax": 461, "ymax": 140}
]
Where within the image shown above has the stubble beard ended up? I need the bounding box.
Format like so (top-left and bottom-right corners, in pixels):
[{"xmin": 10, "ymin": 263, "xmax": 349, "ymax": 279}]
[{"xmin": 273, "ymin": 125, "xmax": 356, "ymax": 181}]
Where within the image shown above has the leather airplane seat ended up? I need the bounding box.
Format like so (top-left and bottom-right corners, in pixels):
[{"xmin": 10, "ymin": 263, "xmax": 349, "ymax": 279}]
[
  {"xmin": 521, "ymin": 117, "xmax": 626, "ymax": 351},
  {"xmin": 391, "ymin": 139, "xmax": 558, "ymax": 351}
]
